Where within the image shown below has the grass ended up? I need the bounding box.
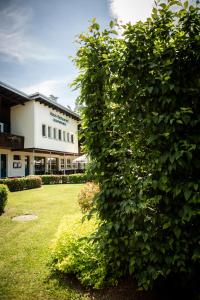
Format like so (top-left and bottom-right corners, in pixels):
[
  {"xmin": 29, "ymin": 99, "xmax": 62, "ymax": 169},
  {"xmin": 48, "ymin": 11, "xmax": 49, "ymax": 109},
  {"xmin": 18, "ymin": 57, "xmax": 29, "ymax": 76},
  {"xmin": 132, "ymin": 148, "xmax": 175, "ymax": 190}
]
[
  {"xmin": 0, "ymin": 184, "xmax": 185, "ymax": 300},
  {"xmin": 0, "ymin": 184, "xmax": 90, "ymax": 300}
]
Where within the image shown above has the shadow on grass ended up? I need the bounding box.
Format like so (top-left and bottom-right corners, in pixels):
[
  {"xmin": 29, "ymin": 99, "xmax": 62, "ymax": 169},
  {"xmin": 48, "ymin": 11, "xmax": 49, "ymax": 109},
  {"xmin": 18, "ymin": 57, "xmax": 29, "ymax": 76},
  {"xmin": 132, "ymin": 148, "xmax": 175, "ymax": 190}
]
[
  {"xmin": 46, "ymin": 270, "xmax": 200, "ymax": 300},
  {"xmin": 46, "ymin": 271, "xmax": 159, "ymax": 300}
]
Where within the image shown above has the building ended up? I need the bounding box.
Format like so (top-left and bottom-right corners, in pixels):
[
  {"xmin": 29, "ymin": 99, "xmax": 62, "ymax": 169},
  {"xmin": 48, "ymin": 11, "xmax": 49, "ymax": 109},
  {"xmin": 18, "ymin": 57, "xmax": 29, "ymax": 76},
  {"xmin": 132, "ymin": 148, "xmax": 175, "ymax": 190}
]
[{"xmin": 0, "ymin": 81, "xmax": 80, "ymax": 178}]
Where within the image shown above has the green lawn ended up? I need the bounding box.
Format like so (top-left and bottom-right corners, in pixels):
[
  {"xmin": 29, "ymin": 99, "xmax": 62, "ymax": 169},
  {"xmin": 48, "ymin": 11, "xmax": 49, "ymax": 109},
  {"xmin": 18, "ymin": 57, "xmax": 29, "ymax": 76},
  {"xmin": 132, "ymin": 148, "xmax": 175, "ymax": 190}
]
[{"xmin": 0, "ymin": 184, "xmax": 90, "ymax": 300}]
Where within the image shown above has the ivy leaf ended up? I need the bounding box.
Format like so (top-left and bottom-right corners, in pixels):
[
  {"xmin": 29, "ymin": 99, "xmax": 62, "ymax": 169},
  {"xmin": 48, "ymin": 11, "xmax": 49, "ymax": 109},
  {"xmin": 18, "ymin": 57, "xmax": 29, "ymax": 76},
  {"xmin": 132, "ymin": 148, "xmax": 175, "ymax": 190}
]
[
  {"xmin": 184, "ymin": 189, "xmax": 192, "ymax": 201},
  {"xmin": 163, "ymin": 222, "xmax": 171, "ymax": 229},
  {"xmin": 184, "ymin": 1, "xmax": 188, "ymax": 9},
  {"xmin": 129, "ymin": 257, "xmax": 135, "ymax": 274},
  {"xmin": 110, "ymin": 20, "xmax": 114, "ymax": 28},
  {"xmin": 174, "ymin": 227, "xmax": 181, "ymax": 239}
]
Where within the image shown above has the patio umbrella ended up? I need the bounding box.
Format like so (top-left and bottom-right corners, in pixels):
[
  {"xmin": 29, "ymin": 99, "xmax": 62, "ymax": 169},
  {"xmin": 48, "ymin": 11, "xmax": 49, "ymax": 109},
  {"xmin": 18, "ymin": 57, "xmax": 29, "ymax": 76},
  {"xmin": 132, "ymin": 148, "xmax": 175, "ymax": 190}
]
[{"xmin": 72, "ymin": 154, "xmax": 88, "ymax": 163}]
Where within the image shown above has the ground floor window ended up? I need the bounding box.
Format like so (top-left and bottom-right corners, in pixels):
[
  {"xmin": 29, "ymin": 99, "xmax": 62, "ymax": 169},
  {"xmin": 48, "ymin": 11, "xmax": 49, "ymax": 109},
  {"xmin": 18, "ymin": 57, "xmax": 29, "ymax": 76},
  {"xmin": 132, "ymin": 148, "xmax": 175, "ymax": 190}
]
[
  {"xmin": 60, "ymin": 158, "xmax": 65, "ymax": 170},
  {"xmin": 48, "ymin": 157, "xmax": 59, "ymax": 173},
  {"xmin": 67, "ymin": 159, "xmax": 71, "ymax": 169},
  {"xmin": 34, "ymin": 156, "xmax": 45, "ymax": 175}
]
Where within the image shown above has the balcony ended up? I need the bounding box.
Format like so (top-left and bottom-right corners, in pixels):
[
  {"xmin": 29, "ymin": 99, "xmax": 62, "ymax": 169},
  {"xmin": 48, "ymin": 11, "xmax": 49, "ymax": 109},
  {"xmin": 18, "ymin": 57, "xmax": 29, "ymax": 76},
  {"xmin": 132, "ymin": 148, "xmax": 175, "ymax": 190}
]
[{"xmin": 0, "ymin": 133, "xmax": 24, "ymax": 150}]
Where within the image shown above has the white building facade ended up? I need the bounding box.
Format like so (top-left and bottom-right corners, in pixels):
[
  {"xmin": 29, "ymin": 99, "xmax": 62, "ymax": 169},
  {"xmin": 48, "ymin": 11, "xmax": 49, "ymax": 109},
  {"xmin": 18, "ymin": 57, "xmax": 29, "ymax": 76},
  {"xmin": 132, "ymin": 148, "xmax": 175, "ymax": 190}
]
[{"xmin": 0, "ymin": 81, "xmax": 81, "ymax": 178}]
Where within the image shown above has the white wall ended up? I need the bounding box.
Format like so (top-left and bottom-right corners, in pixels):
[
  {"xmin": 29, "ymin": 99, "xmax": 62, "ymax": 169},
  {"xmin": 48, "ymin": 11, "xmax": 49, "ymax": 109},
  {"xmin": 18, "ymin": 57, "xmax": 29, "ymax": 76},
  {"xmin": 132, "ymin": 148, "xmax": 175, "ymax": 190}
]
[
  {"xmin": 11, "ymin": 101, "xmax": 35, "ymax": 148},
  {"xmin": 34, "ymin": 101, "xmax": 79, "ymax": 153},
  {"xmin": 10, "ymin": 100, "xmax": 79, "ymax": 154}
]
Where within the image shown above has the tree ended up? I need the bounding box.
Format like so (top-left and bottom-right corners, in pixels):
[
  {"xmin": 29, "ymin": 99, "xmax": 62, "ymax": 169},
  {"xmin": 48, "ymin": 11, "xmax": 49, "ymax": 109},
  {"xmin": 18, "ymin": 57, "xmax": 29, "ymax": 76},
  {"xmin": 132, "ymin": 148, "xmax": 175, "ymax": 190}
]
[{"xmin": 72, "ymin": 1, "xmax": 200, "ymax": 293}]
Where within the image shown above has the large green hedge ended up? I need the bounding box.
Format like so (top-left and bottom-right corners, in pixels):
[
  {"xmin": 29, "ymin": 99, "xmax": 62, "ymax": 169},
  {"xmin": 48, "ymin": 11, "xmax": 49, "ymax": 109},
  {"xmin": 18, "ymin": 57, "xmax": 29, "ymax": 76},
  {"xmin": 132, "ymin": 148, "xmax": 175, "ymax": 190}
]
[
  {"xmin": 0, "ymin": 184, "xmax": 8, "ymax": 213},
  {"xmin": 72, "ymin": 0, "xmax": 200, "ymax": 294}
]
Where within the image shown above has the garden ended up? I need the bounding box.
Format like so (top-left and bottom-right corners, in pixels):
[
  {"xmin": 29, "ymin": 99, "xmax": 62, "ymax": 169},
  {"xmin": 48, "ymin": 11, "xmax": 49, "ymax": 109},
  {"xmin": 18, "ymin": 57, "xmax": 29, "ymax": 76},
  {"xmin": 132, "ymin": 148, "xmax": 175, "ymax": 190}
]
[
  {"xmin": 0, "ymin": 183, "xmax": 87, "ymax": 300},
  {"xmin": 0, "ymin": 0, "xmax": 199, "ymax": 299},
  {"xmin": 0, "ymin": 181, "xmax": 161, "ymax": 300}
]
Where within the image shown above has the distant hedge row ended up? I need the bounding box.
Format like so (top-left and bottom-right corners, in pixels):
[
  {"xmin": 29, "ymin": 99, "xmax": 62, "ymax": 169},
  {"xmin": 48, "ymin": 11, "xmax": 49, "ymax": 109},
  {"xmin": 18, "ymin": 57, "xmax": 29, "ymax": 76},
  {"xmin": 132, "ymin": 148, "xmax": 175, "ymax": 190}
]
[
  {"xmin": 40, "ymin": 173, "xmax": 91, "ymax": 185},
  {"xmin": 0, "ymin": 176, "xmax": 42, "ymax": 192},
  {"xmin": 0, "ymin": 173, "xmax": 91, "ymax": 192}
]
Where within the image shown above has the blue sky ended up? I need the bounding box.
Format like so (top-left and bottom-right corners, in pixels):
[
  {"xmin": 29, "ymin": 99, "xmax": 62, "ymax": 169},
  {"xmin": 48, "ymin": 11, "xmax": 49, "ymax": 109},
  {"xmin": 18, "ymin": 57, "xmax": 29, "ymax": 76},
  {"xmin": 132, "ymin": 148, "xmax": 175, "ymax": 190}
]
[{"xmin": 0, "ymin": 0, "xmax": 155, "ymax": 109}]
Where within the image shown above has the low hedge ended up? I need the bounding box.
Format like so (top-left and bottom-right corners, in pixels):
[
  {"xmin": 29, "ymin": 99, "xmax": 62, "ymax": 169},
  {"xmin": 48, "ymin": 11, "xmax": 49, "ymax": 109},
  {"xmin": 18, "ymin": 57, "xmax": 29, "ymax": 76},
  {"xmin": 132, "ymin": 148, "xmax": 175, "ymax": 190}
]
[
  {"xmin": 24, "ymin": 176, "xmax": 42, "ymax": 190},
  {"xmin": 40, "ymin": 173, "xmax": 91, "ymax": 185},
  {"xmin": 0, "ymin": 173, "xmax": 91, "ymax": 191},
  {"xmin": 0, "ymin": 176, "xmax": 42, "ymax": 192},
  {"xmin": 40, "ymin": 175, "xmax": 62, "ymax": 185},
  {"xmin": 66, "ymin": 173, "xmax": 90, "ymax": 183},
  {"xmin": 0, "ymin": 184, "xmax": 8, "ymax": 213}
]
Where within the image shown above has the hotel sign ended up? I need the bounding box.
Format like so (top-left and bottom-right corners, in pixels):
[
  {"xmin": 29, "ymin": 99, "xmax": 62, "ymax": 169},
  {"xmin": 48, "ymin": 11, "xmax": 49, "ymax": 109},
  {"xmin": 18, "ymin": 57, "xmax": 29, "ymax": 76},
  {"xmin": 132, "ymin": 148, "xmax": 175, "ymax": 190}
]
[{"xmin": 50, "ymin": 112, "xmax": 68, "ymax": 126}]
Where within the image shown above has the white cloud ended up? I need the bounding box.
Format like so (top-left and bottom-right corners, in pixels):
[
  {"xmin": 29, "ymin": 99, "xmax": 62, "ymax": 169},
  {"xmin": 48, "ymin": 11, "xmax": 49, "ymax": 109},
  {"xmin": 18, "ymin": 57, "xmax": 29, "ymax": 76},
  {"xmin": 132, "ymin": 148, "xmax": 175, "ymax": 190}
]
[
  {"xmin": 22, "ymin": 80, "xmax": 63, "ymax": 96},
  {"xmin": 0, "ymin": 4, "xmax": 55, "ymax": 62},
  {"xmin": 21, "ymin": 76, "xmax": 78, "ymax": 109},
  {"xmin": 109, "ymin": 0, "xmax": 155, "ymax": 24}
]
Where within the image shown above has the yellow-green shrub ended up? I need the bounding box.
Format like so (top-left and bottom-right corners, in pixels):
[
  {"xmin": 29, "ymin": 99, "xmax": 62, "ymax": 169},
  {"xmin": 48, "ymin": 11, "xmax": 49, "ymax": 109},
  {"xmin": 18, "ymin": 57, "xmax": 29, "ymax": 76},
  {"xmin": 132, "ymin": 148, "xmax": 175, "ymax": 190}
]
[
  {"xmin": 78, "ymin": 182, "xmax": 99, "ymax": 213},
  {"xmin": 50, "ymin": 215, "xmax": 115, "ymax": 288}
]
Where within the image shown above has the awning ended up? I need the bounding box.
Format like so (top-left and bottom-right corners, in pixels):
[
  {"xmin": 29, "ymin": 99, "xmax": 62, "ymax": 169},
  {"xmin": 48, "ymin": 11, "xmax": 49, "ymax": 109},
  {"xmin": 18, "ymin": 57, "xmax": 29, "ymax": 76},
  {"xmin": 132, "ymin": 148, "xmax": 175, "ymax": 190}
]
[{"xmin": 72, "ymin": 154, "xmax": 88, "ymax": 163}]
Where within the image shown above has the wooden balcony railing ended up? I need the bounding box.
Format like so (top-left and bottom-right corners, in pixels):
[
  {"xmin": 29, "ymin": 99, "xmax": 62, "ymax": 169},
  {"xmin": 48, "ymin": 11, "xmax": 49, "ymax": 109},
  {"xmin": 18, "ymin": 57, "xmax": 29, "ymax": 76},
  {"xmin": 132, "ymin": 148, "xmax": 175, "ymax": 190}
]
[{"xmin": 0, "ymin": 133, "xmax": 24, "ymax": 149}]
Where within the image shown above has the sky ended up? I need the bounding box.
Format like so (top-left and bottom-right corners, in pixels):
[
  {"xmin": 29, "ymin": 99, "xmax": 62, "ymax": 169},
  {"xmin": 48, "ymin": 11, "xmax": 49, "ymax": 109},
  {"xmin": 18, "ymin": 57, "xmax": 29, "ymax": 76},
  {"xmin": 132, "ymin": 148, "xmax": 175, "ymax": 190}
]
[{"xmin": 0, "ymin": 0, "xmax": 155, "ymax": 110}]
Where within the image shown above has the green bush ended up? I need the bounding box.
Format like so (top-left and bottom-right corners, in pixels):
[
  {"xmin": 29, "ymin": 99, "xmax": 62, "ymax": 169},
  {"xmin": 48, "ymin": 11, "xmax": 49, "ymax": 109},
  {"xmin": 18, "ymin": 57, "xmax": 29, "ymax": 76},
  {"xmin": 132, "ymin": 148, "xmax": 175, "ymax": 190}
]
[
  {"xmin": 0, "ymin": 179, "xmax": 6, "ymax": 184},
  {"xmin": 61, "ymin": 175, "xmax": 69, "ymax": 184},
  {"xmin": 72, "ymin": 0, "xmax": 200, "ymax": 293},
  {"xmin": 24, "ymin": 176, "xmax": 42, "ymax": 190},
  {"xmin": 78, "ymin": 182, "xmax": 99, "ymax": 213},
  {"xmin": 50, "ymin": 216, "xmax": 114, "ymax": 288},
  {"xmin": 39, "ymin": 174, "xmax": 90, "ymax": 184},
  {"xmin": 62, "ymin": 174, "xmax": 89, "ymax": 184},
  {"xmin": 67, "ymin": 173, "xmax": 89, "ymax": 183},
  {"xmin": 6, "ymin": 178, "xmax": 25, "ymax": 192},
  {"xmin": 40, "ymin": 175, "xmax": 62, "ymax": 185},
  {"xmin": 0, "ymin": 184, "xmax": 8, "ymax": 214},
  {"xmin": 3, "ymin": 176, "xmax": 41, "ymax": 192}
]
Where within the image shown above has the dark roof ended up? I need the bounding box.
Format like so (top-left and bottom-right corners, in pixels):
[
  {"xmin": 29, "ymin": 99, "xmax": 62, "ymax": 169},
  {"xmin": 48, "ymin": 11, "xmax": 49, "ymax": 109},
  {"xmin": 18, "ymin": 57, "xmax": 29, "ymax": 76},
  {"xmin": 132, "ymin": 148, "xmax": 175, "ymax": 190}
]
[
  {"xmin": 0, "ymin": 81, "xmax": 80, "ymax": 120},
  {"xmin": 0, "ymin": 81, "xmax": 29, "ymax": 106}
]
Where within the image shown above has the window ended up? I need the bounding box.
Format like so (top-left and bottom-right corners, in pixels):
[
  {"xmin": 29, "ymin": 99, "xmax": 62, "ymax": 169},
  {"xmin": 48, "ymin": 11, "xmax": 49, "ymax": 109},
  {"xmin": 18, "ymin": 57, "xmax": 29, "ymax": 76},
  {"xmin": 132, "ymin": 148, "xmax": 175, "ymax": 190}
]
[
  {"xmin": 61, "ymin": 158, "xmax": 65, "ymax": 169},
  {"xmin": 63, "ymin": 131, "xmax": 66, "ymax": 142},
  {"xmin": 48, "ymin": 126, "xmax": 52, "ymax": 138},
  {"xmin": 71, "ymin": 134, "xmax": 74, "ymax": 143},
  {"xmin": 58, "ymin": 129, "xmax": 62, "ymax": 141},
  {"xmin": 48, "ymin": 157, "xmax": 58, "ymax": 173},
  {"xmin": 67, "ymin": 159, "xmax": 71, "ymax": 169},
  {"xmin": 42, "ymin": 124, "xmax": 46, "ymax": 137},
  {"xmin": 67, "ymin": 132, "xmax": 70, "ymax": 142},
  {"xmin": 13, "ymin": 155, "xmax": 21, "ymax": 160},
  {"xmin": 53, "ymin": 128, "xmax": 57, "ymax": 139},
  {"xmin": 34, "ymin": 156, "xmax": 45, "ymax": 175}
]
